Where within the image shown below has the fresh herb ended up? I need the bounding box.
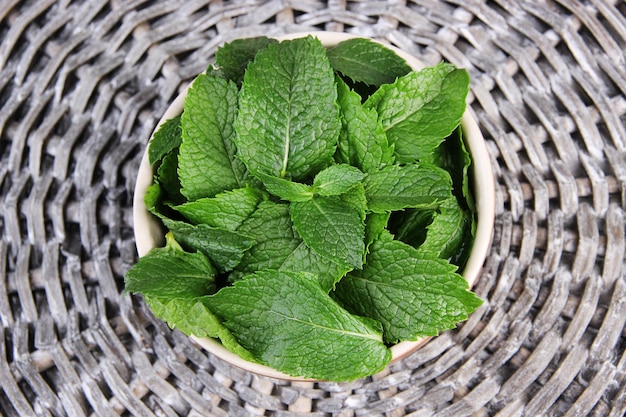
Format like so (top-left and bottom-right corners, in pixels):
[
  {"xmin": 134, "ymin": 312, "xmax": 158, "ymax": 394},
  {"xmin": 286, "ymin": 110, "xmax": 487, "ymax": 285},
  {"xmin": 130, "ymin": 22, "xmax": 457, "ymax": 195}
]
[
  {"xmin": 326, "ymin": 37, "xmax": 412, "ymax": 86},
  {"xmin": 178, "ymin": 74, "xmax": 245, "ymax": 200},
  {"xmin": 126, "ymin": 35, "xmax": 482, "ymax": 381},
  {"xmin": 365, "ymin": 63, "xmax": 469, "ymax": 163},
  {"xmin": 235, "ymin": 36, "xmax": 340, "ymax": 180},
  {"xmin": 209, "ymin": 270, "xmax": 391, "ymax": 381},
  {"xmin": 332, "ymin": 230, "xmax": 483, "ymax": 344}
]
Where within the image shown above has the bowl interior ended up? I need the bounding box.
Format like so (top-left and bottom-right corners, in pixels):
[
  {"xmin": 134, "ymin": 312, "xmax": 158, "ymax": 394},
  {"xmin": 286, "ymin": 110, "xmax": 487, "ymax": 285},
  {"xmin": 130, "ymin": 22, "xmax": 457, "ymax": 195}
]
[{"xmin": 133, "ymin": 31, "xmax": 495, "ymax": 381}]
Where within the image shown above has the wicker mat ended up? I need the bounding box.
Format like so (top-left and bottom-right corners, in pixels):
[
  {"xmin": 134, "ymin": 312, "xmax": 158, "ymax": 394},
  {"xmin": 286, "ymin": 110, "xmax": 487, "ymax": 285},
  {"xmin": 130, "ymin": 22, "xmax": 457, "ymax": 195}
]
[{"xmin": 1, "ymin": 0, "xmax": 625, "ymax": 416}]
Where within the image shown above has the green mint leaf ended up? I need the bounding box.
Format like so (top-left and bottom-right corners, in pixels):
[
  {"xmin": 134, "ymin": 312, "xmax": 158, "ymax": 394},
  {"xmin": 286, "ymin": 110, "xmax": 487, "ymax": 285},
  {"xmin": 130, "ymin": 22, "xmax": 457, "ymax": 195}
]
[
  {"xmin": 326, "ymin": 38, "xmax": 412, "ymax": 86},
  {"xmin": 124, "ymin": 245, "xmax": 216, "ymax": 298},
  {"xmin": 432, "ymin": 127, "xmax": 475, "ymax": 214},
  {"xmin": 232, "ymin": 201, "xmax": 301, "ymax": 278},
  {"xmin": 338, "ymin": 183, "xmax": 368, "ymax": 220},
  {"xmin": 215, "ymin": 36, "xmax": 278, "ymax": 86},
  {"xmin": 418, "ymin": 198, "xmax": 473, "ymax": 268},
  {"xmin": 179, "ymin": 74, "xmax": 246, "ymax": 200},
  {"xmin": 333, "ymin": 237, "xmax": 483, "ymax": 343},
  {"xmin": 459, "ymin": 133, "xmax": 475, "ymax": 217},
  {"xmin": 144, "ymin": 182, "xmax": 164, "ymax": 218},
  {"xmin": 174, "ymin": 186, "xmax": 265, "ymax": 230},
  {"xmin": 364, "ymin": 164, "xmax": 452, "ymax": 212},
  {"xmin": 279, "ymin": 242, "xmax": 351, "ymax": 293},
  {"xmin": 335, "ymin": 77, "xmax": 394, "ymax": 173},
  {"xmin": 163, "ymin": 219, "xmax": 255, "ymax": 273},
  {"xmin": 427, "ymin": 127, "xmax": 476, "ymax": 262},
  {"xmin": 233, "ymin": 201, "xmax": 348, "ymax": 291},
  {"xmin": 235, "ymin": 36, "xmax": 340, "ymax": 180},
  {"xmin": 256, "ymin": 173, "xmax": 313, "ymax": 202},
  {"xmin": 155, "ymin": 150, "xmax": 184, "ymax": 204},
  {"xmin": 148, "ymin": 116, "xmax": 184, "ymax": 205},
  {"xmin": 149, "ymin": 116, "xmax": 182, "ymax": 166},
  {"xmin": 208, "ymin": 270, "xmax": 391, "ymax": 381},
  {"xmin": 145, "ymin": 296, "xmax": 256, "ymax": 362},
  {"xmin": 312, "ymin": 163, "xmax": 364, "ymax": 196},
  {"xmin": 365, "ymin": 212, "xmax": 391, "ymax": 250},
  {"xmin": 365, "ymin": 63, "xmax": 469, "ymax": 163},
  {"xmin": 418, "ymin": 198, "xmax": 472, "ymax": 261},
  {"xmin": 290, "ymin": 195, "xmax": 365, "ymax": 269},
  {"xmin": 144, "ymin": 182, "xmax": 180, "ymax": 223}
]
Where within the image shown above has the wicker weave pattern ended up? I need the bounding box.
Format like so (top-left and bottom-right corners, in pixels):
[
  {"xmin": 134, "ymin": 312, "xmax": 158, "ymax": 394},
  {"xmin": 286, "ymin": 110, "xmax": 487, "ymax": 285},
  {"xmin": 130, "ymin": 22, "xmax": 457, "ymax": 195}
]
[{"xmin": 0, "ymin": 1, "xmax": 625, "ymax": 416}]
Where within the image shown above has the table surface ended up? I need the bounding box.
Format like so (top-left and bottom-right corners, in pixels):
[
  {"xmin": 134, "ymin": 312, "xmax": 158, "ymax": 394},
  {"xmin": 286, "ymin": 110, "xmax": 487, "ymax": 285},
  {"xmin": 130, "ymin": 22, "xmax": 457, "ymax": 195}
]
[{"xmin": 1, "ymin": 1, "xmax": 625, "ymax": 416}]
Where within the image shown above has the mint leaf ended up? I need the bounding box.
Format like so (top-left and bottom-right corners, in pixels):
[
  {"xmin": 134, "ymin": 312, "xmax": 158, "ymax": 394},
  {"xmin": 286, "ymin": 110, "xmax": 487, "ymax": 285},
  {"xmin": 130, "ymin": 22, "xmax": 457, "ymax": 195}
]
[
  {"xmin": 163, "ymin": 219, "xmax": 255, "ymax": 273},
  {"xmin": 208, "ymin": 270, "xmax": 391, "ymax": 381},
  {"xmin": 233, "ymin": 201, "xmax": 301, "ymax": 278},
  {"xmin": 427, "ymin": 127, "xmax": 476, "ymax": 263},
  {"xmin": 148, "ymin": 116, "xmax": 184, "ymax": 205},
  {"xmin": 156, "ymin": 150, "xmax": 184, "ymax": 204},
  {"xmin": 256, "ymin": 173, "xmax": 313, "ymax": 202},
  {"xmin": 144, "ymin": 182, "xmax": 164, "ymax": 218},
  {"xmin": 233, "ymin": 201, "xmax": 348, "ymax": 291},
  {"xmin": 365, "ymin": 63, "xmax": 469, "ymax": 163},
  {"xmin": 312, "ymin": 164, "xmax": 364, "ymax": 196},
  {"xmin": 149, "ymin": 116, "xmax": 182, "ymax": 166},
  {"xmin": 338, "ymin": 183, "xmax": 368, "ymax": 220},
  {"xmin": 432, "ymin": 127, "xmax": 475, "ymax": 214},
  {"xmin": 145, "ymin": 296, "xmax": 256, "ymax": 362},
  {"xmin": 125, "ymin": 243, "xmax": 216, "ymax": 298},
  {"xmin": 364, "ymin": 164, "xmax": 452, "ymax": 212},
  {"xmin": 279, "ymin": 243, "xmax": 350, "ymax": 293},
  {"xmin": 235, "ymin": 36, "xmax": 340, "ymax": 180},
  {"xmin": 179, "ymin": 74, "xmax": 246, "ymax": 200},
  {"xmin": 333, "ymin": 237, "xmax": 483, "ymax": 343},
  {"xmin": 418, "ymin": 198, "xmax": 471, "ymax": 260},
  {"xmin": 335, "ymin": 77, "xmax": 394, "ymax": 173},
  {"xmin": 365, "ymin": 212, "xmax": 391, "ymax": 250},
  {"xmin": 215, "ymin": 36, "xmax": 278, "ymax": 86},
  {"xmin": 174, "ymin": 186, "xmax": 264, "ymax": 230},
  {"xmin": 144, "ymin": 182, "xmax": 180, "ymax": 222},
  {"xmin": 290, "ymin": 195, "xmax": 365, "ymax": 269},
  {"xmin": 326, "ymin": 38, "xmax": 412, "ymax": 86}
]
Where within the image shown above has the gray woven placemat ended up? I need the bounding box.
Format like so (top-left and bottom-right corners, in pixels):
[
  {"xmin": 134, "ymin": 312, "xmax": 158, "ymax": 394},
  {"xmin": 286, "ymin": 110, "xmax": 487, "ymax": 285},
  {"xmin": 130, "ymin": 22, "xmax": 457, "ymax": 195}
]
[{"xmin": 1, "ymin": 1, "xmax": 625, "ymax": 416}]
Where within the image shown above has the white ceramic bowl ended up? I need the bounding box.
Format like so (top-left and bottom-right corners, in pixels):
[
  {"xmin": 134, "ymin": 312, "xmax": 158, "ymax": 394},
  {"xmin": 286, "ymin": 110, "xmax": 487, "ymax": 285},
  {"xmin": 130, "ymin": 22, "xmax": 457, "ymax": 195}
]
[{"xmin": 133, "ymin": 31, "xmax": 495, "ymax": 381}]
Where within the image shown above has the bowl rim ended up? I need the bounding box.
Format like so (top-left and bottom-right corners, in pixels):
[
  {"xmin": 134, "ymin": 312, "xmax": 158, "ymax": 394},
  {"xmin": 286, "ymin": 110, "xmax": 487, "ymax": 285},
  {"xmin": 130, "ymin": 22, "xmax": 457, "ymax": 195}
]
[{"xmin": 132, "ymin": 31, "xmax": 496, "ymax": 381}]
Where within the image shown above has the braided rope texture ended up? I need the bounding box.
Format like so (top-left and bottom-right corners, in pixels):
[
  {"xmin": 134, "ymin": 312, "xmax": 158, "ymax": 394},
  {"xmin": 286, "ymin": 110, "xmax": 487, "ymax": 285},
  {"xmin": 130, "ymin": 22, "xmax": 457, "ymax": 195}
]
[{"xmin": 0, "ymin": 0, "xmax": 625, "ymax": 415}]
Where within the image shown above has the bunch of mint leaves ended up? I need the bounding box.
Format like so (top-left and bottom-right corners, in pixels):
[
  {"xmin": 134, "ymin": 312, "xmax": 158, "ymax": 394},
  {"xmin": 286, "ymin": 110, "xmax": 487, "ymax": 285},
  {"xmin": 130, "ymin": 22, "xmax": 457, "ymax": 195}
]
[{"xmin": 125, "ymin": 35, "xmax": 483, "ymax": 382}]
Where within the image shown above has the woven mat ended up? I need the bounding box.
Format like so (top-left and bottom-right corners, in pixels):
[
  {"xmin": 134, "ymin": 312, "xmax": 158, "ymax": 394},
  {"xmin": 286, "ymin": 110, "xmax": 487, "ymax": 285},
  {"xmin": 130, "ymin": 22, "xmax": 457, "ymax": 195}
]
[{"xmin": 1, "ymin": 1, "xmax": 625, "ymax": 416}]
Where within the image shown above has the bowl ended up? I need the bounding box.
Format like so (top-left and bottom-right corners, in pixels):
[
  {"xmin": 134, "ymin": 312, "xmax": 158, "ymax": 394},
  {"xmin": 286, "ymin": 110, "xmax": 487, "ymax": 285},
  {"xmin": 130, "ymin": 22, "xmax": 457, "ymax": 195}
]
[{"xmin": 132, "ymin": 31, "xmax": 495, "ymax": 381}]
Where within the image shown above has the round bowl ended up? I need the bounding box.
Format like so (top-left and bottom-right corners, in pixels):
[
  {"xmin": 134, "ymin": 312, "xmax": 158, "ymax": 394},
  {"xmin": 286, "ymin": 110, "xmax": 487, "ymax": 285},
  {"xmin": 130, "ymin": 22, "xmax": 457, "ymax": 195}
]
[{"xmin": 133, "ymin": 31, "xmax": 495, "ymax": 381}]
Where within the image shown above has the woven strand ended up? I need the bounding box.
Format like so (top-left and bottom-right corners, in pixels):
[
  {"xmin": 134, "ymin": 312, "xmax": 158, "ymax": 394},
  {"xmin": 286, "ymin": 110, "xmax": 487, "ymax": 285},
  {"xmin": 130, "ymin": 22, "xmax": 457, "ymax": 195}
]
[{"xmin": 0, "ymin": 0, "xmax": 625, "ymax": 416}]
